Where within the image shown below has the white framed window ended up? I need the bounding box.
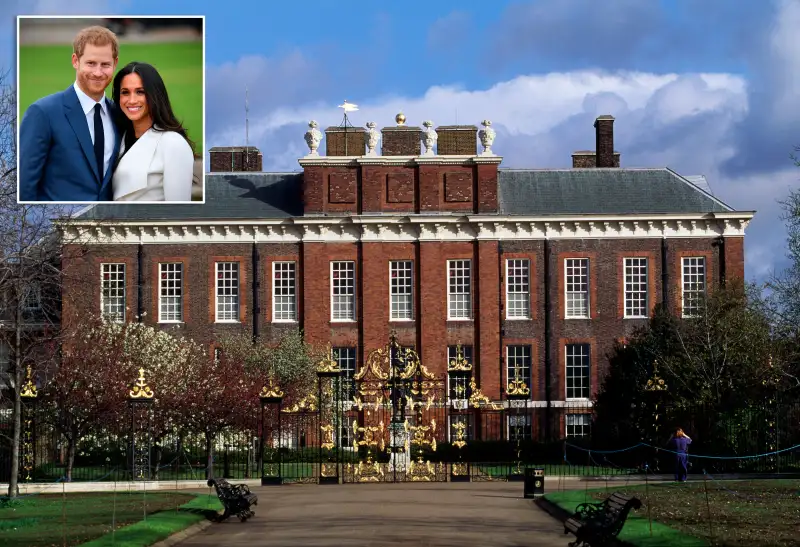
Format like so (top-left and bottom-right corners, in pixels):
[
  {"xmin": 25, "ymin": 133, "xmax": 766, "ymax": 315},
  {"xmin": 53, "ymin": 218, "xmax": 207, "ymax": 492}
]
[
  {"xmin": 331, "ymin": 261, "xmax": 356, "ymax": 321},
  {"xmin": 272, "ymin": 262, "xmax": 297, "ymax": 322},
  {"xmin": 505, "ymin": 259, "xmax": 530, "ymax": 319},
  {"xmin": 508, "ymin": 414, "xmax": 531, "ymax": 441},
  {"xmin": 101, "ymin": 263, "xmax": 125, "ymax": 322},
  {"xmin": 566, "ymin": 413, "xmax": 591, "ymax": 437},
  {"xmin": 682, "ymin": 257, "xmax": 706, "ymax": 317},
  {"xmin": 333, "ymin": 346, "xmax": 357, "ymax": 401},
  {"xmin": 565, "ymin": 258, "xmax": 589, "ymax": 318},
  {"xmin": 215, "ymin": 262, "xmax": 239, "ymax": 322},
  {"xmin": 624, "ymin": 257, "xmax": 648, "ymax": 318},
  {"xmin": 390, "ymin": 260, "xmax": 413, "ymax": 320},
  {"xmin": 506, "ymin": 345, "xmax": 531, "ymax": 395},
  {"xmin": 158, "ymin": 263, "xmax": 183, "ymax": 322},
  {"xmin": 22, "ymin": 283, "xmax": 41, "ymax": 311},
  {"xmin": 447, "ymin": 345, "xmax": 473, "ymax": 401},
  {"xmin": 565, "ymin": 343, "xmax": 591, "ymax": 400},
  {"xmin": 448, "ymin": 414, "xmax": 474, "ymax": 443},
  {"xmin": 447, "ymin": 259, "xmax": 472, "ymax": 320}
]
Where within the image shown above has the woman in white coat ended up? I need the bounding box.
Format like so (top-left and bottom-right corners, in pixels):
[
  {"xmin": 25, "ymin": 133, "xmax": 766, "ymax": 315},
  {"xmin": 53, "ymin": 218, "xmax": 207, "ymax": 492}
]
[{"xmin": 110, "ymin": 62, "xmax": 195, "ymax": 202}]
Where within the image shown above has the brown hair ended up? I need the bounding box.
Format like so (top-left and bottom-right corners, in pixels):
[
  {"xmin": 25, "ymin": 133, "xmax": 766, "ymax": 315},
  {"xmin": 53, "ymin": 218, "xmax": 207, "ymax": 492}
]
[
  {"xmin": 676, "ymin": 428, "xmax": 686, "ymax": 437},
  {"xmin": 73, "ymin": 26, "xmax": 119, "ymax": 59}
]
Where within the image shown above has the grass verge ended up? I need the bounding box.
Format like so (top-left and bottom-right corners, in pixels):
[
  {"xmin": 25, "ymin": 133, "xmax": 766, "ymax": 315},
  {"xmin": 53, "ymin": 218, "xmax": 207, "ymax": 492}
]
[
  {"xmin": 546, "ymin": 479, "xmax": 800, "ymax": 546},
  {"xmin": 78, "ymin": 494, "xmax": 223, "ymax": 547},
  {"xmin": 0, "ymin": 490, "xmax": 222, "ymax": 547}
]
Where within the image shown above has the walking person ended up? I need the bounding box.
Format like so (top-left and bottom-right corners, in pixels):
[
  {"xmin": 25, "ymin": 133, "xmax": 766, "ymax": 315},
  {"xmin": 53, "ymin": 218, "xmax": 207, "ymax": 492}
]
[{"xmin": 667, "ymin": 427, "xmax": 692, "ymax": 482}]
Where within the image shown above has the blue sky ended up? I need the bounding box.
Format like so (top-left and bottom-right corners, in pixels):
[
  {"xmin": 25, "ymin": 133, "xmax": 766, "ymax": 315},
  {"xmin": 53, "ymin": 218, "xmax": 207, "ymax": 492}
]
[{"xmin": 2, "ymin": 0, "xmax": 798, "ymax": 283}]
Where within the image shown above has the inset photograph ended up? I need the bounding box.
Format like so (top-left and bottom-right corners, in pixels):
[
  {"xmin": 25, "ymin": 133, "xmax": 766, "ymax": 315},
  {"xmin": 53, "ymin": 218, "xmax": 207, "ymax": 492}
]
[{"xmin": 17, "ymin": 16, "xmax": 205, "ymax": 203}]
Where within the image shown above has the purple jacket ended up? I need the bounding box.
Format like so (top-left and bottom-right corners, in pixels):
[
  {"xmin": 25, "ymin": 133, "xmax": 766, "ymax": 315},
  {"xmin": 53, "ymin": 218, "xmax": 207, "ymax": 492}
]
[{"xmin": 671, "ymin": 436, "xmax": 692, "ymax": 454}]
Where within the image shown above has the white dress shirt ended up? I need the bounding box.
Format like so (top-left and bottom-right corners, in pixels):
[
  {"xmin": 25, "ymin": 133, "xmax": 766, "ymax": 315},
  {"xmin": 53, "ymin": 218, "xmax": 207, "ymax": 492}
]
[{"xmin": 73, "ymin": 81, "xmax": 115, "ymax": 177}]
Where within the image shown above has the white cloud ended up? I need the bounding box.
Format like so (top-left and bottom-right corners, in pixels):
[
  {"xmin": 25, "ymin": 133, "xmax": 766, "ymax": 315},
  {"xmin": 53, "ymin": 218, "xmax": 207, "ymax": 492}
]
[{"xmin": 206, "ymin": 65, "xmax": 793, "ymax": 282}]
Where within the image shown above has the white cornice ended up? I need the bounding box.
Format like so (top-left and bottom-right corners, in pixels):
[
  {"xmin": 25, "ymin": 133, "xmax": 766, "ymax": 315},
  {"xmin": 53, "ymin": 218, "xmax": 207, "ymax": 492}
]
[
  {"xmin": 297, "ymin": 155, "xmax": 503, "ymax": 168},
  {"xmin": 58, "ymin": 212, "xmax": 754, "ymax": 245}
]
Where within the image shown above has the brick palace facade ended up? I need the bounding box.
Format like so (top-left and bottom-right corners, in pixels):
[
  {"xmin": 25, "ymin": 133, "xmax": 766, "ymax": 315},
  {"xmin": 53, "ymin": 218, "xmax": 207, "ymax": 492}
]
[{"xmin": 60, "ymin": 114, "xmax": 754, "ymax": 439}]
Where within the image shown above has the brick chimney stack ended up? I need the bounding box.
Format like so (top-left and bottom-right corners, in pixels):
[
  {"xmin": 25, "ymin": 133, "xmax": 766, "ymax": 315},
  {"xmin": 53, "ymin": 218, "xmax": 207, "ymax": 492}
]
[
  {"xmin": 209, "ymin": 146, "xmax": 262, "ymax": 172},
  {"xmin": 594, "ymin": 115, "xmax": 615, "ymax": 168}
]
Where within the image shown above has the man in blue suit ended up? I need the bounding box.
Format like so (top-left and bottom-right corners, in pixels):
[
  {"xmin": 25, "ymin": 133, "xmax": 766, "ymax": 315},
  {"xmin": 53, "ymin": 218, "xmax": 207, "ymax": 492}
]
[{"xmin": 19, "ymin": 26, "xmax": 122, "ymax": 202}]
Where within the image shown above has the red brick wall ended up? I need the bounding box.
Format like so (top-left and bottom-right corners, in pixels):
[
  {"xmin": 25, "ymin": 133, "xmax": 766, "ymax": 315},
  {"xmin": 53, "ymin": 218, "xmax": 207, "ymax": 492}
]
[
  {"xmin": 724, "ymin": 236, "xmax": 745, "ymax": 282},
  {"xmin": 62, "ymin": 234, "xmax": 733, "ymax": 406},
  {"xmin": 302, "ymin": 162, "xmax": 499, "ymax": 215}
]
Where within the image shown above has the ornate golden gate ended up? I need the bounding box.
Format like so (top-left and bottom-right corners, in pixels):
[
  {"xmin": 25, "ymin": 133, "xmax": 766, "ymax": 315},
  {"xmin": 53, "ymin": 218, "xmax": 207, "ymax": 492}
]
[{"xmin": 341, "ymin": 333, "xmax": 448, "ymax": 482}]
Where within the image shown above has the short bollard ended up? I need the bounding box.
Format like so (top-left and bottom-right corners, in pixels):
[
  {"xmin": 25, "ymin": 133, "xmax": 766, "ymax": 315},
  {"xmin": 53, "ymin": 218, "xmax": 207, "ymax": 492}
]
[{"xmin": 524, "ymin": 467, "xmax": 545, "ymax": 498}]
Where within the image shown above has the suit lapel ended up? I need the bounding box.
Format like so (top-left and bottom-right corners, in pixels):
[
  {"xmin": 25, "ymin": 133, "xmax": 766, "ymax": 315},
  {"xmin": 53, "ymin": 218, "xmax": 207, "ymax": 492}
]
[{"xmin": 63, "ymin": 86, "xmax": 101, "ymax": 182}]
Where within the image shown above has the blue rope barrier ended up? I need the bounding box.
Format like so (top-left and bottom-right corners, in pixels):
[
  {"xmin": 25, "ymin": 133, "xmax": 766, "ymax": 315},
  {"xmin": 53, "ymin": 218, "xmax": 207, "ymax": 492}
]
[{"xmin": 565, "ymin": 440, "xmax": 800, "ymax": 460}]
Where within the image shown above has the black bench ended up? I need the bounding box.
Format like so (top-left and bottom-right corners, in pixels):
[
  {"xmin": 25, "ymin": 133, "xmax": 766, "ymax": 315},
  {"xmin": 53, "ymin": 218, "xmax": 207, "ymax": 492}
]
[
  {"xmin": 563, "ymin": 492, "xmax": 641, "ymax": 546},
  {"xmin": 207, "ymin": 478, "xmax": 258, "ymax": 522}
]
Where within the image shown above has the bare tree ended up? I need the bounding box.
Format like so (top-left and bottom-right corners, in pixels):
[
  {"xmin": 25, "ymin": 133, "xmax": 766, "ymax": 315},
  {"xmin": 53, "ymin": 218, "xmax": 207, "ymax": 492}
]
[{"xmin": 0, "ymin": 69, "xmax": 95, "ymax": 497}]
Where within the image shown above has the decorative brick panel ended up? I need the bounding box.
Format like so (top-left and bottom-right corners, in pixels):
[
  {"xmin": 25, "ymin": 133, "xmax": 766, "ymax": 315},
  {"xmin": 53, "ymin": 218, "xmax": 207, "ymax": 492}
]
[
  {"xmin": 328, "ymin": 171, "xmax": 357, "ymax": 204},
  {"xmin": 386, "ymin": 172, "xmax": 414, "ymax": 203},
  {"xmin": 444, "ymin": 171, "xmax": 472, "ymax": 202}
]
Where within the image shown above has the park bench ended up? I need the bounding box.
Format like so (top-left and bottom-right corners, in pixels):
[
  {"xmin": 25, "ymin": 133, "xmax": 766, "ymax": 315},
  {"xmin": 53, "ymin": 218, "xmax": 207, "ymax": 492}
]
[
  {"xmin": 563, "ymin": 492, "xmax": 642, "ymax": 546},
  {"xmin": 207, "ymin": 478, "xmax": 258, "ymax": 522}
]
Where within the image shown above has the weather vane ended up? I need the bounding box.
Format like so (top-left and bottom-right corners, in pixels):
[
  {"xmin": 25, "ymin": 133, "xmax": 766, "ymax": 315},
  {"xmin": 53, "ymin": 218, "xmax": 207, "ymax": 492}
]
[{"xmin": 337, "ymin": 100, "xmax": 359, "ymax": 155}]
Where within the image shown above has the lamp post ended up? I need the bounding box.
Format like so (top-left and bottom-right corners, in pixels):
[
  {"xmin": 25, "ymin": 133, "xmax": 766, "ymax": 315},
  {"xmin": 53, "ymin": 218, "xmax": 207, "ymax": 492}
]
[
  {"xmin": 447, "ymin": 344, "xmax": 472, "ymax": 482},
  {"xmin": 317, "ymin": 346, "xmax": 341, "ymax": 484},
  {"xmin": 128, "ymin": 368, "xmax": 154, "ymax": 481},
  {"xmin": 259, "ymin": 379, "xmax": 284, "ymax": 485},
  {"xmin": 19, "ymin": 365, "xmax": 37, "ymax": 483}
]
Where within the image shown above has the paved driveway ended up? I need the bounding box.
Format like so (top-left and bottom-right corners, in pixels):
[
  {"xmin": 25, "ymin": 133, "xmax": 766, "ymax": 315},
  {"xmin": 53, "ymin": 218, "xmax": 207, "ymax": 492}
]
[{"xmin": 178, "ymin": 481, "xmax": 573, "ymax": 547}]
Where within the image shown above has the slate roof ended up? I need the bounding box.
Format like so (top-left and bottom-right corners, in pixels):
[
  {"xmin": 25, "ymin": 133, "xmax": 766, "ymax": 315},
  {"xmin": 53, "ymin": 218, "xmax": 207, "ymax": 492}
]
[
  {"xmin": 75, "ymin": 167, "xmax": 737, "ymax": 221},
  {"xmin": 75, "ymin": 173, "xmax": 302, "ymax": 221},
  {"xmin": 497, "ymin": 168, "xmax": 733, "ymax": 215}
]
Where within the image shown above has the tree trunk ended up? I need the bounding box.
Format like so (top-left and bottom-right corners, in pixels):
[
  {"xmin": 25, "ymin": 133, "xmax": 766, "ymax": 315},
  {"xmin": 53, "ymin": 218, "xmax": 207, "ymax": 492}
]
[
  {"xmin": 7, "ymin": 363, "xmax": 21, "ymax": 498},
  {"xmin": 7, "ymin": 284, "xmax": 23, "ymax": 498},
  {"xmin": 152, "ymin": 440, "xmax": 163, "ymax": 481},
  {"xmin": 205, "ymin": 432, "xmax": 214, "ymax": 480},
  {"xmin": 65, "ymin": 436, "xmax": 77, "ymax": 482}
]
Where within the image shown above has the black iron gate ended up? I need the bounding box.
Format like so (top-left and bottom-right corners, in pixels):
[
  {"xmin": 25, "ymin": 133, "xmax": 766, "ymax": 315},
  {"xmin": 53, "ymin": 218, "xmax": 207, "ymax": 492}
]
[{"xmin": 341, "ymin": 335, "xmax": 448, "ymax": 482}]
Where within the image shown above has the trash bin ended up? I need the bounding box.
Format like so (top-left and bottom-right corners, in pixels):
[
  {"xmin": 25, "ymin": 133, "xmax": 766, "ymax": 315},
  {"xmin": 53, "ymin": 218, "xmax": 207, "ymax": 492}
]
[{"xmin": 524, "ymin": 467, "xmax": 545, "ymax": 498}]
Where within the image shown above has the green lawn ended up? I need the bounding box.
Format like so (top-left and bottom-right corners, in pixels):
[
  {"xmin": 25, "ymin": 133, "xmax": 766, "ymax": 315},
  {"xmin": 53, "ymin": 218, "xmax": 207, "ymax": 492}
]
[
  {"xmin": 546, "ymin": 479, "xmax": 800, "ymax": 547},
  {"xmin": 0, "ymin": 490, "xmax": 221, "ymax": 547},
  {"xmin": 18, "ymin": 41, "xmax": 203, "ymax": 154}
]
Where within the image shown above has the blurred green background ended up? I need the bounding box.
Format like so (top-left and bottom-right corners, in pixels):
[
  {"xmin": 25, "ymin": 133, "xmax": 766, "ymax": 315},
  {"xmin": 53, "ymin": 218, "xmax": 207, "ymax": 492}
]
[{"xmin": 18, "ymin": 41, "xmax": 203, "ymax": 155}]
